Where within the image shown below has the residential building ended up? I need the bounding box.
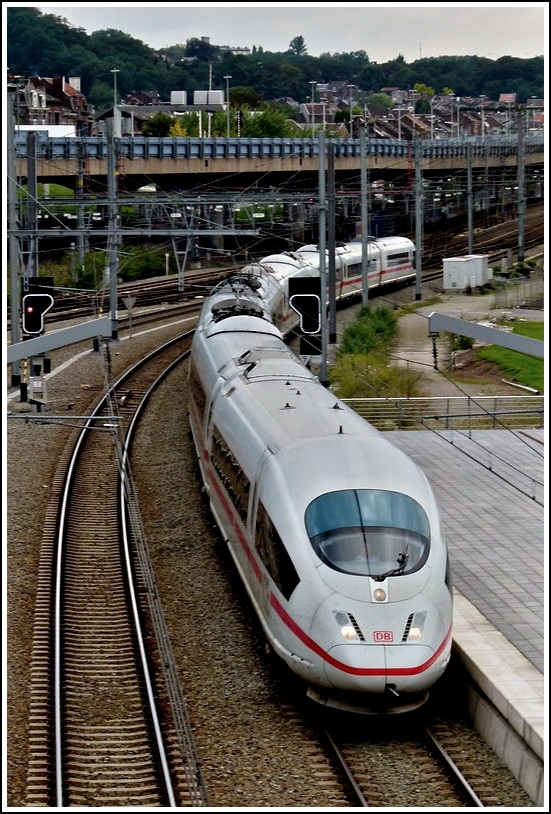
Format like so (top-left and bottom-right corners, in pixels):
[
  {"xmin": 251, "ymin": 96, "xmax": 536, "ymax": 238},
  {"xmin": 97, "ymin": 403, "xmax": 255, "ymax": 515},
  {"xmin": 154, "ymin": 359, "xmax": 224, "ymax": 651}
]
[{"xmin": 11, "ymin": 75, "xmax": 94, "ymax": 134}]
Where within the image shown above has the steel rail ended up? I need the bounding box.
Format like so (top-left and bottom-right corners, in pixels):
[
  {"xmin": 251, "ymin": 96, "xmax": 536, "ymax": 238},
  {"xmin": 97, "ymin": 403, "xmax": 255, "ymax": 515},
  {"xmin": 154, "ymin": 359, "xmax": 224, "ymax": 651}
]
[
  {"xmin": 424, "ymin": 726, "xmax": 485, "ymax": 807},
  {"xmin": 52, "ymin": 333, "xmax": 196, "ymax": 806}
]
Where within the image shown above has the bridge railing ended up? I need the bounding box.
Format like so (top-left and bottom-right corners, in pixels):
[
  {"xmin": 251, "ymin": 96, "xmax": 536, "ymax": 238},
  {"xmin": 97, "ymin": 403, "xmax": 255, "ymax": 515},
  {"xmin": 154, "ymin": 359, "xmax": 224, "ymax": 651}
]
[{"xmin": 14, "ymin": 133, "xmax": 544, "ymax": 161}]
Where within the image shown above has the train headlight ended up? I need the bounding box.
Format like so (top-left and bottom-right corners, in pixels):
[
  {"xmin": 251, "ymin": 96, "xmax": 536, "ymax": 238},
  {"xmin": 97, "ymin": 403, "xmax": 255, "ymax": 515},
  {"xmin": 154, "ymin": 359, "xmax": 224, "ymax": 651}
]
[
  {"xmin": 373, "ymin": 588, "xmax": 386, "ymax": 602},
  {"xmin": 404, "ymin": 611, "xmax": 427, "ymax": 642},
  {"xmin": 333, "ymin": 610, "xmax": 362, "ymax": 642}
]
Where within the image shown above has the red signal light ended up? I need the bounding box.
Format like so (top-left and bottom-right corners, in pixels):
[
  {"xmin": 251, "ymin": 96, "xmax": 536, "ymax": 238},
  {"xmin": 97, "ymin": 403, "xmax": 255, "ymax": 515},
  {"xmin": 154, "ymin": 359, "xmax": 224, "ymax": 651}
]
[{"xmin": 22, "ymin": 293, "xmax": 54, "ymax": 335}]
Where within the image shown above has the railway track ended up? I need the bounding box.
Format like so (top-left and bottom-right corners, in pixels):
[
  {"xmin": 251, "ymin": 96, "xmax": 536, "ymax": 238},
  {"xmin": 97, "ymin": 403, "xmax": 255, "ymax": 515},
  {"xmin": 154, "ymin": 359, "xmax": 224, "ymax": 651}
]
[
  {"xmin": 25, "ymin": 332, "xmax": 208, "ymax": 807},
  {"xmin": 423, "ymin": 214, "xmax": 544, "ymax": 267},
  {"xmin": 182, "ymin": 642, "xmax": 526, "ymax": 807},
  {"xmin": 322, "ymin": 718, "xmax": 484, "ymax": 806}
]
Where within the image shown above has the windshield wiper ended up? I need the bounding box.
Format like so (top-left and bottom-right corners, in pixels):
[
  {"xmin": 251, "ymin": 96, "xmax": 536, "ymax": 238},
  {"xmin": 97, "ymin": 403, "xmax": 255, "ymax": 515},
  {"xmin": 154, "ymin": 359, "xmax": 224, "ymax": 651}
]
[{"xmin": 372, "ymin": 551, "xmax": 408, "ymax": 581}]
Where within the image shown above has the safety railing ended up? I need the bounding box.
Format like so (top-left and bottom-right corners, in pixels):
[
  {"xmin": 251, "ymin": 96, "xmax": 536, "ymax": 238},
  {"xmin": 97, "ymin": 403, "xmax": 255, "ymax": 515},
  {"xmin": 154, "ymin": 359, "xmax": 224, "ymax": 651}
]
[
  {"xmin": 14, "ymin": 133, "xmax": 544, "ymax": 161},
  {"xmin": 343, "ymin": 395, "xmax": 544, "ymax": 431}
]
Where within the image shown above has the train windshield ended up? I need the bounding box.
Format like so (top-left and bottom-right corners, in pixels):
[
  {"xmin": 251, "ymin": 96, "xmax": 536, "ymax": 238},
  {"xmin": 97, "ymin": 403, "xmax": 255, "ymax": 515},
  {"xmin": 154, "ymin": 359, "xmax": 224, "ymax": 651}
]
[{"xmin": 305, "ymin": 489, "xmax": 430, "ymax": 577}]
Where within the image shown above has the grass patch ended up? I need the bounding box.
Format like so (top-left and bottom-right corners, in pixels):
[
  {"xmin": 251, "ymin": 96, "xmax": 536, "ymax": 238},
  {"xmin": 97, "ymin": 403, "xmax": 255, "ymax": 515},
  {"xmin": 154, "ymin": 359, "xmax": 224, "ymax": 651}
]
[{"xmin": 476, "ymin": 321, "xmax": 544, "ymax": 393}]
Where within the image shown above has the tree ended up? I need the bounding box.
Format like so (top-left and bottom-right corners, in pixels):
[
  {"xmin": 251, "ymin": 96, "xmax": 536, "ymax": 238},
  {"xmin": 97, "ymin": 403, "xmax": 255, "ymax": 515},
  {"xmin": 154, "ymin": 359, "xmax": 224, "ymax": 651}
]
[
  {"xmin": 184, "ymin": 37, "xmax": 219, "ymax": 61},
  {"xmin": 334, "ymin": 109, "xmax": 351, "ymax": 124},
  {"xmin": 383, "ymin": 54, "xmax": 414, "ymax": 89},
  {"xmin": 6, "ymin": 6, "xmax": 545, "ymax": 109},
  {"xmin": 288, "ymin": 36, "xmax": 307, "ymax": 56},
  {"xmin": 414, "ymin": 83, "xmax": 435, "ymax": 98},
  {"xmin": 240, "ymin": 105, "xmax": 298, "ymax": 138},
  {"xmin": 413, "ymin": 83, "xmax": 435, "ymax": 114},
  {"xmin": 141, "ymin": 111, "xmax": 174, "ymax": 136},
  {"xmin": 267, "ymin": 62, "xmax": 304, "ymax": 100},
  {"xmin": 367, "ymin": 93, "xmax": 393, "ymax": 110},
  {"xmin": 88, "ymin": 80, "xmax": 114, "ymax": 113},
  {"xmin": 169, "ymin": 115, "xmax": 196, "ymax": 137},
  {"xmin": 229, "ymin": 86, "xmax": 263, "ymax": 108}
]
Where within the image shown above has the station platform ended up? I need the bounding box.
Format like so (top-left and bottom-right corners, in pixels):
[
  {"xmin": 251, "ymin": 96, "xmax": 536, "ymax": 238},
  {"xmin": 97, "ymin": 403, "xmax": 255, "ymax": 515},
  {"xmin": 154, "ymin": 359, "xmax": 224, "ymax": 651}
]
[{"xmin": 386, "ymin": 428, "xmax": 545, "ymax": 805}]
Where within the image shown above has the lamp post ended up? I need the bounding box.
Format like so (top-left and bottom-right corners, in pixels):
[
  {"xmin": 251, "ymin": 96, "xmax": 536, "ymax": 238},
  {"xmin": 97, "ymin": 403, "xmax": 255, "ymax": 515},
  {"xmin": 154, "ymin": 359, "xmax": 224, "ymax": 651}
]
[
  {"xmin": 321, "ymin": 97, "xmax": 327, "ymax": 131},
  {"xmin": 224, "ymin": 74, "xmax": 232, "ymax": 137},
  {"xmin": 309, "ymin": 80, "xmax": 316, "ymax": 138},
  {"xmin": 110, "ymin": 68, "xmax": 119, "ymax": 109},
  {"xmin": 70, "ymin": 242, "xmax": 76, "ymax": 283},
  {"xmin": 347, "ymin": 84, "xmax": 355, "ymax": 136},
  {"xmin": 479, "ymin": 95, "xmax": 486, "ymax": 138},
  {"xmin": 110, "ymin": 68, "xmax": 120, "ymax": 137},
  {"xmin": 397, "ymin": 104, "xmax": 402, "ymax": 141},
  {"xmin": 430, "ymin": 97, "xmax": 435, "ymax": 139},
  {"xmin": 529, "ymin": 96, "xmax": 538, "ymax": 132}
]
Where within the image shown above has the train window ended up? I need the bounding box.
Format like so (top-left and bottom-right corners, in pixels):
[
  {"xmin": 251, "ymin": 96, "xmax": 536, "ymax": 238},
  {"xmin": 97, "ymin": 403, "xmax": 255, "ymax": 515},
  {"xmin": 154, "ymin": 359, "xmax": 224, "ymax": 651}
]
[
  {"xmin": 211, "ymin": 427, "xmax": 250, "ymax": 524},
  {"xmin": 305, "ymin": 490, "xmax": 429, "ymax": 578},
  {"xmin": 188, "ymin": 362, "xmax": 206, "ymax": 418},
  {"xmin": 345, "ymin": 262, "xmax": 361, "ymax": 278},
  {"xmin": 386, "ymin": 251, "xmax": 411, "ymax": 268},
  {"xmin": 255, "ymin": 503, "xmax": 300, "ymax": 600},
  {"xmin": 344, "ymin": 260, "xmax": 376, "ymax": 279}
]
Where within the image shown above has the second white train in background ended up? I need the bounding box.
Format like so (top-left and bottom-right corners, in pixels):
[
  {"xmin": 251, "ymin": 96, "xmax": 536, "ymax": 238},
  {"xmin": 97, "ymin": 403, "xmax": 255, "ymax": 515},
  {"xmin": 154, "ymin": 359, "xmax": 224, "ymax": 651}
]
[{"xmin": 238, "ymin": 235, "xmax": 416, "ymax": 335}]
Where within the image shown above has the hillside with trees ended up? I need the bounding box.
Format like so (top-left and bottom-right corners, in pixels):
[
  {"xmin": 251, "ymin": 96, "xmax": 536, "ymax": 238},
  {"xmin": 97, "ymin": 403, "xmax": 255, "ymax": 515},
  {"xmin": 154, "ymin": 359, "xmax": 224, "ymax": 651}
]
[{"xmin": 7, "ymin": 6, "xmax": 544, "ymax": 113}]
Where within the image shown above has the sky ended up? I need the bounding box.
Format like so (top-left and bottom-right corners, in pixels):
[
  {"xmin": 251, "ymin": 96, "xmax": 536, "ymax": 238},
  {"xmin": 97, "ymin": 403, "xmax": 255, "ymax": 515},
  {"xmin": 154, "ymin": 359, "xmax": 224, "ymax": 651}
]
[{"xmin": 10, "ymin": 2, "xmax": 547, "ymax": 63}]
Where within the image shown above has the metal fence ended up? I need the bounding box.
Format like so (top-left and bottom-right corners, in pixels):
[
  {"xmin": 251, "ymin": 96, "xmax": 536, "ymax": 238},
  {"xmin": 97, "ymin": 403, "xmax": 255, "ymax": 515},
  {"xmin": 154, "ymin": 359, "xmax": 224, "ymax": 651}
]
[
  {"xmin": 342, "ymin": 395, "xmax": 544, "ymax": 432},
  {"xmin": 492, "ymin": 273, "xmax": 545, "ymax": 309}
]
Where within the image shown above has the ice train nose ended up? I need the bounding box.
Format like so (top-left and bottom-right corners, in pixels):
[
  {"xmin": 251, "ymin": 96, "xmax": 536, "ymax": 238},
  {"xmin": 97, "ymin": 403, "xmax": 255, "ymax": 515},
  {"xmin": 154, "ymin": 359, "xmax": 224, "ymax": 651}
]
[{"xmin": 324, "ymin": 644, "xmax": 436, "ymax": 693}]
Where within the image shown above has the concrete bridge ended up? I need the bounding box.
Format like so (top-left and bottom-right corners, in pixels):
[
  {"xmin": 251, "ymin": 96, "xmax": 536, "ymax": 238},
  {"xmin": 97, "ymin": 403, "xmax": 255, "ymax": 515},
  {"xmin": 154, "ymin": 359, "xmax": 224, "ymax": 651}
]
[{"xmin": 15, "ymin": 133, "xmax": 544, "ymax": 193}]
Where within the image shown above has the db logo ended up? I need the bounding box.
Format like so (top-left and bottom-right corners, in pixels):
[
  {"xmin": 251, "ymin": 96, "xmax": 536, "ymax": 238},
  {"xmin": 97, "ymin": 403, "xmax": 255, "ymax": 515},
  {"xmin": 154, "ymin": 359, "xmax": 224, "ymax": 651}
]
[{"xmin": 374, "ymin": 631, "xmax": 393, "ymax": 642}]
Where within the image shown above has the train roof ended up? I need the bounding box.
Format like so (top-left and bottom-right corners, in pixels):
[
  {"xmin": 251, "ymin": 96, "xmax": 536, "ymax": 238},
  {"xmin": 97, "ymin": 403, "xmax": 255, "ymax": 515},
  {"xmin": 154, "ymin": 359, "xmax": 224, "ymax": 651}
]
[
  {"xmin": 198, "ymin": 281, "xmax": 277, "ymax": 333},
  {"xmin": 348, "ymin": 235, "xmax": 414, "ymax": 249},
  {"xmin": 262, "ymin": 433, "xmax": 435, "ymax": 513},
  {"xmin": 209, "ymin": 347, "xmax": 436, "ymax": 512}
]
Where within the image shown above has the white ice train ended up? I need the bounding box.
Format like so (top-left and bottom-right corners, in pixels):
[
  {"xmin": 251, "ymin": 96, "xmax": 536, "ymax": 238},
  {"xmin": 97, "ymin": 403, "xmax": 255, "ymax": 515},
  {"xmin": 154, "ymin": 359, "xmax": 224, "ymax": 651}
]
[
  {"xmin": 238, "ymin": 235, "xmax": 416, "ymax": 334},
  {"xmin": 187, "ymin": 240, "xmax": 453, "ymax": 714}
]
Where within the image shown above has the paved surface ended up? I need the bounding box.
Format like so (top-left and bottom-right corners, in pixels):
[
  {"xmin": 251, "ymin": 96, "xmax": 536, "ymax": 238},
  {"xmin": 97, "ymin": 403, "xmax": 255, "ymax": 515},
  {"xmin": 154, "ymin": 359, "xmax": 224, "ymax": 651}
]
[
  {"xmin": 387, "ymin": 426, "xmax": 545, "ymax": 802},
  {"xmin": 387, "ymin": 428, "xmax": 544, "ymax": 673}
]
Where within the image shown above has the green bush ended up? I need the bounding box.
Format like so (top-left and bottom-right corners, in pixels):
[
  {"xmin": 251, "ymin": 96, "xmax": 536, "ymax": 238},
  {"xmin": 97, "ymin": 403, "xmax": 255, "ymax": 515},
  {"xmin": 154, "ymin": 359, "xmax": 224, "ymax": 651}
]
[
  {"xmin": 336, "ymin": 305, "xmax": 397, "ymax": 356},
  {"xmin": 329, "ymin": 305, "xmax": 422, "ymax": 398},
  {"xmin": 329, "ymin": 352, "xmax": 423, "ymax": 399},
  {"xmin": 117, "ymin": 245, "xmax": 171, "ymax": 282},
  {"xmin": 447, "ymin": 332, "xmax": 475, "ymax": 352}
]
